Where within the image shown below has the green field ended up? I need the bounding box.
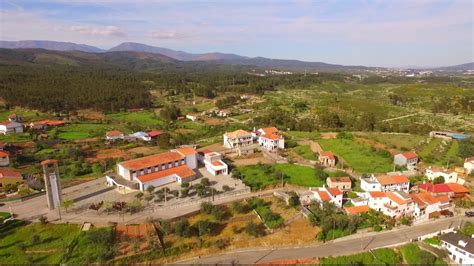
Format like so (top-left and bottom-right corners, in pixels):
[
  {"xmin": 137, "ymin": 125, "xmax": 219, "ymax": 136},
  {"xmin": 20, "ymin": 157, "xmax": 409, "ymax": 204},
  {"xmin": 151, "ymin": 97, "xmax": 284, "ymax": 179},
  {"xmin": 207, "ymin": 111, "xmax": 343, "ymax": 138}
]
[
  {"xmin": 292, "ymin": 145, "xmax": 317, "ymax": 160},
  {"xmin": 321, "ymin": 248, "xmax": 400, "ymax": 265},
  {"xmin": 58, "ymin": 123, "xmax": 111, "ymax": 140},
  {"xmin": 0, "ymin": 222, "xmax": 80, "ymax": 264},
  {"xmin": 238, "ymin": 163, "xmax": 324, "ymax": 189},
  {"xmin": 285, "ymin": 131, "xmax": 320, "ymax": 140},
  {"xmin": 64, "ymin": 227, "xmax": 115, "ymax": 264},
  {"xmin": 400, "ymin": 243, "xmax": 446, "ymax": 265},
  {"xmin": 0, "ymin": 133, "xmax": 31, "ymax": 143},
  {"xmin": 106, "ymin": 111, "xmax": 164, "ymax": 128},
  {"xmin": 418, "ymin": 138, "xmax": 462, "ymax": 166},
  {"xmin": 318, "ymin": 139, "xmax": 393, "ymax": 173},
  {"xmin": 356, "ymin": 132, "xmax": 425, "ymax": 151}
]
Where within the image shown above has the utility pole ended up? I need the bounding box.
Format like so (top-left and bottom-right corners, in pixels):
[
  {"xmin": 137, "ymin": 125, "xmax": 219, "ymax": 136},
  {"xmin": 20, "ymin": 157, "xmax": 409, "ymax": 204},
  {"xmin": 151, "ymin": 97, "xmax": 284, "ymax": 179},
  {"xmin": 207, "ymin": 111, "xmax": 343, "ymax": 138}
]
[
  {"xmin": 164, "ymin": 188, "xmax": 167, "ymax": 206},
  {"xmin": 281, "ymin": 171, "xmax": 284, "ymax": 188}
]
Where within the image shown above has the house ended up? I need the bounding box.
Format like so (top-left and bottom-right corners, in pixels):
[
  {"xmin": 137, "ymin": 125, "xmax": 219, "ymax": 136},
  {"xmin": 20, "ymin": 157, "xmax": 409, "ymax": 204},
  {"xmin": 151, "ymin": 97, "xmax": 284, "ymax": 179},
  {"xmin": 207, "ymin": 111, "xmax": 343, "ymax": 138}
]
[
  {"xmin": 148, "ymin": 130, "xmax": 164, "ymax": 139},
  {"xmin": 240, "ymin": 93, "xmax": 254, "ymax": 100},
  {"xmin": 319, "ymin": 151, "xmax": 336, "ymax": 167},
  {"xmin": 29, "ymin": 120, "xmax": 66, "ymax": 130},
  {"xmin": 345, "ymin": 205, "xmax": 370, "ymax": 215},
  {"xmin": 107, "ymin": 147, "xmax": 199, "ymax": 191},
  {"xmin": 258, "ymin": 133, "xmax": 284, "ymax": 152},
  {"xmin": 367, "ymin": 191, "xmax": 414, "ymax": 219},
  {"xmin": 106, "ymin": 130, "xmax": 125, "ymax": 141},
  {"xmin": 0, "ymin": 151, "xmax": 10, "ymax": 167},
  {"xmin": 0, "ymin": 169, "xmax": 23, "ymax": 189},
  {"xmin": 410, "ymin": 192, "xmax": 452, "ymax": 221},
  {"xmin": 131, "ymin": 131, "xmax": 151, "ymax": 142},
  {"xmin": 361, "ymin": 174, "xmax": 409, "ymax": 193},
  {"xmin": 440, "ymin": 232, "xmax": 474, "ymax": 264},
  {"xmin": 464, "ymin": 157, "xmax": 474, "ymax": 175},
  {"xmin": 217, "ymin": 109, "xmax": 231, "ymax": 117},
  {"xmin": 8, "ymin": 114, "xmax": 23, "ymax": 123},
  {"xmin": 393, "ymin": 151, "xmax": 418, "ymax": 169},
  {"xmin": 198, "ymin": 150, "xmax": 228, "ymax": 176},
  {"xmin": 186, "ymin": 113, "xmax": 199, "ymax": 122},
  {"xmin": 425, "ymin": 166, "xmax": 464, "ymax": 184},
  {"xmin": 326, "ymin": 176, "xmax": 352, "ymax": 192},
  {"xmin": 0, "ymin": 121, "xmax": 23, "ymax": 135},
  {"xmin": 223, "ymin": 129, "xmax": 253, "ymax": 149},
  {"xmin": 419, "ymin": 183, "xmax": 470, "ymax": 199},
  {"xmin": 307, "ymin": 187, "xmax": 343, "ymax": 208}
]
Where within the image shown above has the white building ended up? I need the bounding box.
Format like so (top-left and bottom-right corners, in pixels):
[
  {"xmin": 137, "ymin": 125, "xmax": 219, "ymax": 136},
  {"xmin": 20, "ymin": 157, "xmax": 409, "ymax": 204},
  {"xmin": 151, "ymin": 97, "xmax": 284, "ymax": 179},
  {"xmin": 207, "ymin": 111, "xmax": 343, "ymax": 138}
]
[
  {"xmin": 223, "ymin": 129, "xmax": 253, "ymax": 149},
  {"xmin": 440, "ymin": 232, "xmax": 474, "ymax": 264},
  {"xmin": 131, "ymin": 131, "xmax": 151, "ymax": 142},
  {"xmin": 366, "ymin": 191, "xmax": 414, "ymax": 219},
  {"xmin": 361, "ymin": 174, "xmax": 409, "ymax": 193},
  {"xmin": 198, "ymin": 150, "xmax": 228, "ymax": 176},
  {"xmin": 258, "ymin": 133, "xmax": 284, "ymax": 152},
  {"xmin": 425, "ymin": 166, "xmax": 464, "ymax": 184},
  {"xmin": 307, "ymin": 187, "xmax": 343, "ymax": 208},
  {"xmin": 393, "ymin": 151, "xmax": 418, "ymax": 169},
  {"xmin": 464, "ymin": 157, "xmax": 474, "ymax": 175},
  {"xmin": 0, "ymin": 121, "xmax": 23, "ymax": 135},
  {"xmin": 0, "ymin": 151, "xmax": 9, "ymax": 166},
  {"xmin": 186, "ymin": 113, "xmax": 199, "ymax": 121},
  {"xmin": 410, "ymin": 192, "xmax": 452, "ymax": 221},
  {"xmin": 107, "ymin": 147, "xmax": 198, "ymax": 191}
]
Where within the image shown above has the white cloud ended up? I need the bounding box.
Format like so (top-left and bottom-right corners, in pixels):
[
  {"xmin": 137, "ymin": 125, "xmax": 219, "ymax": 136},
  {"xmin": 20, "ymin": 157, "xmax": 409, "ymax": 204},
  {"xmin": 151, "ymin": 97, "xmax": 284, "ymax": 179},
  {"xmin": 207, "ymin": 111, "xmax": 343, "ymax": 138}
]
[
  {"xmin": 67, "ymin": 25, "xmax": 127, "ymax": 37},
  {"xmin": 150, "ymin": 30, "xmax": 193, "ymax": 40}
]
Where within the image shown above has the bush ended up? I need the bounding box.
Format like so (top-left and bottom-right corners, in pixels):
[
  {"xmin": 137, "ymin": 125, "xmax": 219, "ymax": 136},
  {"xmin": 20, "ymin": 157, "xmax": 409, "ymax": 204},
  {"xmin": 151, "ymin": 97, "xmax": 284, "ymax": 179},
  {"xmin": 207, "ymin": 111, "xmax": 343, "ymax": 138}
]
[
  {"xmin": 433, "ymin": 176, "xmax": 445, "ymax": 184},
  {"xmin": 245, "ymin": 221, "xmax": 265, "ymax": 237},
  {"xmin": 222, "ymin": 185, "xmax": 231, "ymax": 192},
  {"xmin": 38, "ymin": 215, "xmax": 48, "ymax": 224},
  {"xmin": 232, "ymin": 202, "xmax": 250, "ymax": 214},
  {"xmin": 200, "ymin": 202, "xmax": 214, "ymax": 214}
]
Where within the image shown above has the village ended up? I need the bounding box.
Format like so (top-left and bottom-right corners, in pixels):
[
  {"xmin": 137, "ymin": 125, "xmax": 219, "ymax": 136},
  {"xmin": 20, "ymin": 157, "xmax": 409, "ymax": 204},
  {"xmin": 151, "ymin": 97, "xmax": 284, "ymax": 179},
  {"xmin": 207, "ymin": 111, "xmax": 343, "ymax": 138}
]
[{"xmin": 0, "ymin": 106, "xmax": 473, "ymax": 264}]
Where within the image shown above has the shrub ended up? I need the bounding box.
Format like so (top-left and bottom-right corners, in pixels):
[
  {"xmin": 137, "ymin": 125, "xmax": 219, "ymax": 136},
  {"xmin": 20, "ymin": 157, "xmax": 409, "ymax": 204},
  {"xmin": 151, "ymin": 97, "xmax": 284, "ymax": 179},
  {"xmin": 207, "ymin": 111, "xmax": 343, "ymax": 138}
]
[
  {"xmin": 38, "ymin": 215, "xmax": 48, "ymax": 224},
  {"xmin": 433, "ymin": 176, "xmax": 445, "ymax": 184},
  {"xmin": 200, "ymin": 202, "xmax": 214, "ymax": 214},
  {"xmin": 231, "ymin": 202, "xmax": 250, "ymax": 214},
  {"xmin": 245, "ymin": 221, "xmax": 265, "ymax": 237}
]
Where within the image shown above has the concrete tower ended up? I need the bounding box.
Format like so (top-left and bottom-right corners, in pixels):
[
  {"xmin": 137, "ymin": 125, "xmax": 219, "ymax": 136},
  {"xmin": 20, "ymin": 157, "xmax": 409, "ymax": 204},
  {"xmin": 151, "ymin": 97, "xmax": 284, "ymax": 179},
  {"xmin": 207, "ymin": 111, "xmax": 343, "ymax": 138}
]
[{"xmin": 41, "ymin": 159, "xmax": 62, "ymax": 210}]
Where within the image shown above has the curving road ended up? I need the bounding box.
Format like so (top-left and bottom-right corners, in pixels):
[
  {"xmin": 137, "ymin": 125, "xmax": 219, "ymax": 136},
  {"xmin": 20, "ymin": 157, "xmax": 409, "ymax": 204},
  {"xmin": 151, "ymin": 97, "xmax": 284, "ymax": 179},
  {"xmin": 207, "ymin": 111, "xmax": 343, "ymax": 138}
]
[{"xmin": 177, "ymin": 216, "xmax": 473, "ymax": 265}]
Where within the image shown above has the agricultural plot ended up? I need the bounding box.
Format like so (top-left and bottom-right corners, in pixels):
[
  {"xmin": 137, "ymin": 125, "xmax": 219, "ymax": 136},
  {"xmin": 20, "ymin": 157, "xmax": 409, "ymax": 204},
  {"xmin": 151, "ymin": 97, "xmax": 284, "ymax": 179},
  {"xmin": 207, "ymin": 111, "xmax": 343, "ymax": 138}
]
[
  {"xmin": 106, "ymin": 111, "xmax": 165, "ymax": 128},
  {"xmin": 0, "ymin": 222, "xmax": 80, "ymax": 264},
  {"xmin": 291, "ymin": 145, "xmax": 317, "ymax": 160},
  {"xmin": 318, "ymin": 139, "xmax": 393, "ymax": 173},
  {"xmin": 418, "ymin": 138, "xmax": 462, "ymax": 166},
  {"xmin": 58, "ymin": 123, "xmax": 111, "ymax": 140},
  {"xmin": 64, "ymin": 226, "xmax": 115, "ymax": 264},
  {"xmin": 355, "ymin": 132, "xmax": 425, "ymax": 151}
]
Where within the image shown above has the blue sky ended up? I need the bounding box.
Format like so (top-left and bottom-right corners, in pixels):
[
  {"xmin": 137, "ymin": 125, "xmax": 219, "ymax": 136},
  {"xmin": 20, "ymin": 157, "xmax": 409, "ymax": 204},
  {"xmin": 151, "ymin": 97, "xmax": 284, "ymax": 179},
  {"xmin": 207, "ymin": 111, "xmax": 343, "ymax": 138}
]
[{"xmin": 0, "ymin": 0, "xmax": 472, "ymax": 67}]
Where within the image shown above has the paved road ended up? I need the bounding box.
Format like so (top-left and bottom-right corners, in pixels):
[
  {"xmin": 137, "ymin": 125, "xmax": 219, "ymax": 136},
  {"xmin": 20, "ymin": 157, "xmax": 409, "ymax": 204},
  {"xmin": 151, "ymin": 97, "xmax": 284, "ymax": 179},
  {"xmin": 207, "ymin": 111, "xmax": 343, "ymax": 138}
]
[{"xmin": 178, "ymin": 216, "xmax": 473, "ymax": 265}]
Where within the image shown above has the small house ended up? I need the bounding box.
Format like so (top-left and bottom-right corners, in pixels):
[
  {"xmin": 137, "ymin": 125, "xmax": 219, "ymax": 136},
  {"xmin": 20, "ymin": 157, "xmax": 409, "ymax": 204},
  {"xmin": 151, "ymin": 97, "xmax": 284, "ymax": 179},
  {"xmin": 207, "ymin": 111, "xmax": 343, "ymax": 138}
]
[
  {"xmin": 440, "ymin": 232, "xmax": 474, "ymax": 264},
  {"xmin": 105, "ymin": 130, "xmax": 124, "ymax": 141},
  {"xmin": 464, "ymin": 157, "xmax": 474, "ymax": 175},
  {"xmin": 0, "ymin": 121, "xmax": 23, "ymax": 135},
  {"xmin": 326, "ymin": 176, "xmax": 352, "ymax": 192},
  {"xmin": 0, "ymin": 151, "xmax": 10, "ymax": 167},
  {"xmin": 394, "ymin": 151, "xmax": 418, "ymax": 169},
  {"xmin": 319, "ymin": 151, "xmax": 336, "ymax": 167}
]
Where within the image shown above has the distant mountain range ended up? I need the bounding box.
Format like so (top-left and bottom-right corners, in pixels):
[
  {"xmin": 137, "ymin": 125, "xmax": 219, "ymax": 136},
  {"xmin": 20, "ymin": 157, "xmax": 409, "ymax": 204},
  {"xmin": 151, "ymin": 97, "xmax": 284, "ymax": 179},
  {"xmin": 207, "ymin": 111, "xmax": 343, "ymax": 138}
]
[{"xmin": 0, "ymin": 40, "xmax": 472, "ymax": 72}]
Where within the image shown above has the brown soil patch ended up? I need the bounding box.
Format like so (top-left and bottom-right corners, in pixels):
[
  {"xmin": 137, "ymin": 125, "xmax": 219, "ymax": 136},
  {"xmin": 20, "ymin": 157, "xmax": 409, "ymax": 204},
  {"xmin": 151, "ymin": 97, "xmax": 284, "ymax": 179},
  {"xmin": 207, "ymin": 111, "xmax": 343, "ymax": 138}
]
[
  {"xmin": 73, "ymin": 138, "xmax": 98, "ymax": 144},
  {"xmin": 76, "ymin": 109, "xmax": 105, "ymax": 120},
  {"xmin": 202, "ymin": 117, "xmax": 224, "ymax": 126},
  {"xmin": 85, "ymin": 148, "xmax": 128, "ymax": 163},
  {"xmin": 320, "ymin": 132, "xmax": 337, "ymax": 139},
  {"xmin": 127, "ymin": 146, "xmax": 163, "ymax": 155},
  {"xmin": 356, "ymin": 137, "xmax": 399, "ymax": 155},
  {"xmin": 232, "ymin": 156, "xmax": 273, "ymax": 166},
  {"xmin": 13, "ymin": 141, "xmax": 36, "ymax": 148},
  {"xmin": 115, "ymin": 223, "xmax": 159, "ymax": 258},
  {"xmin": 174, "ymin": 128, "xmax": 195, "ymax": 134}
]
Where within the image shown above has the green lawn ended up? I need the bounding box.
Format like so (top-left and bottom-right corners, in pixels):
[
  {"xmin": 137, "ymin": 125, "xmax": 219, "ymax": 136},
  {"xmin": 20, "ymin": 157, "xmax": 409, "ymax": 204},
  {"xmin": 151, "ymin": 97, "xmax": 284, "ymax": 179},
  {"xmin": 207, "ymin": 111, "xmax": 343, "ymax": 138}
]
[
  {"xmin": 238, "ymin": 163, "xmax": 324, "ymax": 189},
  {"xmin": 0, "ymin": 109, "xmax": 42, "ymax": 121},
  {"xmin": 0, "ymin": 133, "xmax": 32, "ymax": 143},
  {"xmin": 400, "ymin": 243, "xmax": 446, "ymax": 265},
  {"xmin": 318, "ymin": 139, "xmax": 393, "ymax": 173},
  {"xmin": 106, "ymin": 111, "xmax": 164, "ymax": 128},
  {"xmin": 0, "ymin": 222, "xmax": 80, "ymax": 264},
  {"xmin": 321, "ymin": 248, "xmax": 400, "ymax": 265},
  {"xmin": 285, "ymin": 131, "xmax": 320, "ymax": 140},
  {"xmin": 64, "ymin": 227, "xmax": 115, "ymax": 264},
  {"xmin": 292, "ymin": 145, "xmax": 317, "ymax": 160},
  {"xmin": 58, "ymin": 123, "xmax": 111, "ymax": 140}
]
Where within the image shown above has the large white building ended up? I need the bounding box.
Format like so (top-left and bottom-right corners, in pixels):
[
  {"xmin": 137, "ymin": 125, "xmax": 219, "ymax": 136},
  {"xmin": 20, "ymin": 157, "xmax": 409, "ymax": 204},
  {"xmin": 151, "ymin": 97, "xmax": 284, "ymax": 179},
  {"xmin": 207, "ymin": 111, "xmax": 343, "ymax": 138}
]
[
  {"xmin": 107, "ymin": 147, "xmax": 198, "ymax": 191},
  {"xmin": 223, "ymin": 129, "xmax": 253, "ymax": 149},
  {"xmin": 366, "ymin": 191, "xmax": 414, "ymax": 219},
  {"xmin": 441, "ymin": 232, "xmax": 474, "ymax": 264},
  {"xmin": 303, "ymin": 187, "xmax": 343, "ymax": 208},
  {"xmin": 361, "ymin": 174, "xmax": 410, "ymax": 193}
]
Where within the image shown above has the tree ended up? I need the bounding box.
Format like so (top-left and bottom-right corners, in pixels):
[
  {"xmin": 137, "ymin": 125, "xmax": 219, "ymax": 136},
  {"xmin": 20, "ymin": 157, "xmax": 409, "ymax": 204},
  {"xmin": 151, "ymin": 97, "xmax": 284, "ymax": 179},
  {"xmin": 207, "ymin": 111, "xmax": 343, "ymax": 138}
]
[
  {"xmin": 245, "ymin": 221, "xmax": 265, "ymax": 237},
  {"xmin": 180, "ymin": 188, "xmax": 189, "ymax": 198},
  {"xmin": 314, "ymin": 166, "xmax": 328, "ymax": 180},
  {"xmin": 181, "ymin": 182, "xmax": 190, "ymax": 188},
  {"xmin": 61, "ymin": 199, "xmax": 74, "ymax": 213},
  {"xmin": 200, "ymin": 178, "xmax": 210, "ymax": 187},
  {"xmin": 222, "ymin": 185, "xmax": 232, "ymax": 192},
  {"xmin": 200, "ymin": 202, "xmax": 214, "ymax": 214},
  {"xmin": 433, "ymin": 176, "xmax": 445, "ymax": 184},
  {"xmin": 146, "ymin": 185, "xmax": 155, "ymax": 194},
  {"xmin": 135, "ymin": 192, "xmax": 144, "ymax": 199}
]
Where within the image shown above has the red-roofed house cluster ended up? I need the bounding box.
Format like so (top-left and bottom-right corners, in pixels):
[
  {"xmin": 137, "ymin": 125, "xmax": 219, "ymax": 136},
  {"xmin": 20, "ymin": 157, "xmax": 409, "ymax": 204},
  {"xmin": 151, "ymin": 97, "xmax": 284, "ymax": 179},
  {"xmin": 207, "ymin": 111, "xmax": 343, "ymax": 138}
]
[
  {"xmin": 106, "ymin": 147, "xmax": 228, "ymax": 192},
  {"xmin": 252, "ymin": 127, "xmax": 285, "ymax": 152}
]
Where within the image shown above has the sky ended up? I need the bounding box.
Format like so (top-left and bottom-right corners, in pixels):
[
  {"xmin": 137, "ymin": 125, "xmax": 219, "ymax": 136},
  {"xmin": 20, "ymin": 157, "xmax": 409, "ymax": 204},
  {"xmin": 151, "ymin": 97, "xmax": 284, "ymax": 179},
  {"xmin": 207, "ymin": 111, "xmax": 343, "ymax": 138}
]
[{"xmin": 0, "ymin": 0, "xmax": 473, "ymax": 67}]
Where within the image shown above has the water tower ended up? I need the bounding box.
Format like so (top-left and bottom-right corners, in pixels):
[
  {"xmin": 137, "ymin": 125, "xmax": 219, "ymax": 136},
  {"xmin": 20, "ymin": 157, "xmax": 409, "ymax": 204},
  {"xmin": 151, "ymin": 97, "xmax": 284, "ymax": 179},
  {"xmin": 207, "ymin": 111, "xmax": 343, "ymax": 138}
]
[{"xmin": 41, "ymin": 159, "xmax": 62, "ymax": 210}]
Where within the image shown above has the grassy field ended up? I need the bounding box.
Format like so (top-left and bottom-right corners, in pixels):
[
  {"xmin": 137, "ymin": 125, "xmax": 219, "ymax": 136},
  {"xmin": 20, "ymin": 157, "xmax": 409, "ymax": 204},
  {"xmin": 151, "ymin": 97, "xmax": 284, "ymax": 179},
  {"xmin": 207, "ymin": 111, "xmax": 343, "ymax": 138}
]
[
  {"xmin": 285, "ymin": 131, "xmax": 320, "ymax": 140},
  {"xmin": 238, "ymin": 163, "xmax": 324, "ymax": 189},
  {"xmin": 106, "ymin": 111, "xmax": 165, "ymax": 128},
  {"xmin": 400, "ymin": 243, "xmax": 446, "ymax": 265},
  {"xmin": 64, "ymin": 227, "xmax": 115, "ymax": 264},
  {"xmin": 58, "ymin": 123, "xmax": 111, "ymax": 140},
  {"xmin": 318, "ymin": 139, "xmax": 393, "ymax": 173},
  {"xmin": 0, "ymin": 132, "xmax": 31, "ymax": 143},
  {"xmin": 292, "ymin": 145, "xmax": 317, "ymax": 160},
  {"xmin": 355, "ymin": 132, "xmax": 426, "ymax": 151},
  {"xmin": 321, "ymin": 248, "xmax": 400, "ymax": 265},
  {"xmin": 0, "ymin": 222, "xmax": 80, "ymax": 264},
  {"xmin": 418, "ymin": 138, "xmax": 462, "ymax": 166}
]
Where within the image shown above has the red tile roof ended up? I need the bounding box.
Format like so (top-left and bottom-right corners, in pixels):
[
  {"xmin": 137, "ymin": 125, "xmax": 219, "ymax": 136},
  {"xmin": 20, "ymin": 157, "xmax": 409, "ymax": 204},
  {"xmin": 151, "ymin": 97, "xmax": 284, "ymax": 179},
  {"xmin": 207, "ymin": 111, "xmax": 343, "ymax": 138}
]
[
  {"xmin": 147, "ymin": 130, "xmax": 164, "ymax": 138},
  {"xmin": 465, "ymin": 157, "xmax": 474, "ymax": 163},
  {"xmin": 328, "ymin": 177, "xmax": 351, "ymax": 183},
  {"xmin": 419, "ymin": 183, "xmax": 452, "ymax": 193},
  {"xmin": 411, "ymin": 192, "xmax": 450, "ymax": 206},
  {"xmin": 345, "ymin": 205, "xmax": 370, "ymax": 215},
  {"xmin": 376, "ymin": 175, "xmax": 409, "ymax": 185},
  {"xmin": 0, "ymin": 169, "xmax": 22, "ymax": 179},
  {"xmin": 400, "ymin": 151, "xmax": 418, "ymax": 160},
  {"xmin": 212, "ymin": 161, "xmax": 223, "ymax": 166},
  {"xmin": 136, "ymin": 165, "xmax": 195, "ymax": 183},
  {"xmin": 261, "ymin": 133, "xmax": 281, "ymax": 140},
  {"xmin": 326, "ymin": 187, "xmax": 343, "ymax": 197},
  {"xmin": 0, "ymin": 151, "xmax": 9, "ymax": 157},
  {"xmin": 320, "ymin": 151, "xmax": 335, "ymax": 160},
  {"xmin": 446, "ymin": 183, "xmax": 470, "ymax": 193},
  {"xmin": 369, "ymin": 191, "xmax": 386, "ymax": 198},
  {"xmin": 121, "ymin": 152, "xmax": 184, "ymax": 171},
  {"xmin": 41, "ymin": 159, "xmax": 58, "ymax": 166},
  {"xmin": 34, "ymin": 120, "xmax": 65, "ymax": 126},
  {"xmin": 261, "ymin": 127, "xmax": 279, "ymax": 134},
  {"xmin": 386, "ymin": 192, "xmax": 406, "ymax": 205},
  {"xmin": 317, "ymin": 191, "xmax": 331, "ymax": 202},
  {"xmin": 106, "ymin": 130, "xmax": 123, "ymax": 138},
  {"xmin": 176, "ymin": 147, "xmax": 197, "ymax": 156}
]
